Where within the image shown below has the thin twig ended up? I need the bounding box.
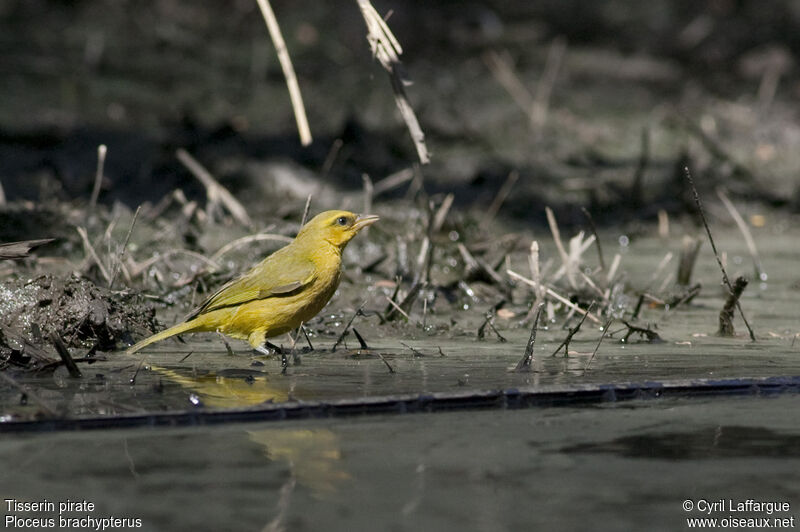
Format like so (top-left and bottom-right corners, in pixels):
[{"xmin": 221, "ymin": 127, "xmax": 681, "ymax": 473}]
[
  {"xmin": 320, "ymin": 138, "xmax": 343, "ymax": 178},
  {"xmin": 109, "ymin": 205, "xmax": 140, "ymax": 289},
  {"xmin": 684, "ymin": 167, "xmax": 755, "ymax": 341},
  {"xmin": 373, "ymin": 167, "xmax": 415, "ymax": 197},
  {"xmin": 432, "ymin": 193, "xmax": 454, "ymax": 232},
  {"xmin": 515, "ymin": 303, "xmax": 543, "ymax": 372},
  {"xmin": 376, "ymin": 352, "xmax": 395, "ymax": 373},
  {"xmin": 550, "ymin": 301, "xmax": 595, "ymax": 357},
  {"xmin": 582, "ymin": 319, "xmax": 613, "ymax": 375},
  {"xmin": 546, "ymin": 206, "xmax": 577, "ymax": 288},
  {"xmin": 331, "ymin": 302, "xmax": 366, "ymax": 352},
  {"xmin": 129, "ymin": 354, "xmax": 147, "ymax": 384},
  {"xmin": 581, "ymin": 207, "xmax": 605, "ymax": 272},
  {"xmin": 300, "ymin": 194, "xmax": 313, "ymax": 227},
  {"xmin": 482, "ymin": 170, "xmax": 519, "ymax": 228},
  {"xmin": 176, "ymin": 148, "xmax": 252, "ymax": 227},
  {"xmin": 255, "ymin": 0, "xmax": 312, "ymax": 146},
  {"xmin": 507, "ymin": 269, "xmax": 602, "ymax": 324},
  {"xmin": 49, "ymin": 333, "xmax": 81, "ymax": 378},
  {"xmin": 76, "ymin": 226, "xmax": 111, "ymax": 284}
]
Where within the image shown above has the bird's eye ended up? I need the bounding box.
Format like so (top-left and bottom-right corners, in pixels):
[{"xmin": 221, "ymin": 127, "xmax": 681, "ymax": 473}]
[{"xmin": 337, "ymin": 216, "xmax": 349, "ymax": 226}]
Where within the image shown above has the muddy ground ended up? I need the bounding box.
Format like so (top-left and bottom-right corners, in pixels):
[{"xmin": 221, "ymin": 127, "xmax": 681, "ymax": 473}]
[{"xmin": 1, "ymin": 1, "xmax": 800, "ymax": 418}]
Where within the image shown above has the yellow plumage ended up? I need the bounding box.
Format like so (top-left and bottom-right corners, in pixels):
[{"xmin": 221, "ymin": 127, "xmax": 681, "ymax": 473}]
[{"xmin": 126, "ymin": 210, "xmax": 378, "ymax": 354}]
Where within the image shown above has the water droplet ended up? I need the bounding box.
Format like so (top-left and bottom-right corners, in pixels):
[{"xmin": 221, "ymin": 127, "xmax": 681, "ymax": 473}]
[{"xmin": 618, "ymin": 235, "xmax": 629, "ymax": 247}]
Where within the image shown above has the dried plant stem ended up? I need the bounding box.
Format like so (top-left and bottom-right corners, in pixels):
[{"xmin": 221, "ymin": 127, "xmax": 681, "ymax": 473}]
[
  {"xmin": 546, "ymin": 206, "xmax": 576, "ymax": 288},
  {"xmin": 255, "ymin": 0, "xmax": 312, "ymax": 146},
  {"xmin": 176, "ymin": 149, "xmax": 252, "ymax": 227},
  {"xmin": 482, "ymin": 170, "xmax": 519, "ymax": 228},
  {"xmin": 109, "ymin": 205, "xmax": 140, "ymax": 289},
  {"xmin": 300, "ymin": 194, "xmax": 313, "ymax": 226},
  {"xmin": 551, "ymin": 301, "xmax": 595, "ymax": 357},
  {"xmin": 716, "ymin": 187, "xmax": 765, "ymax": 281},
  {"xmin": 684, "ymin": 167, "xmax": 755, "ymax": 341},
  {"xmin": 432, "ymin": 193, "xmax": 454, "ymax": 232},
  {"xmin": 90, "ymin": 144, "xmax": 107, "ymax": 210},
  {"xmin": 581, "ymin": 207, "xmax": 605, "ymax": 272},
  {"xmin": 582, "ymin": 319, "xmax": 613, "ymax": 375},
  {"xmin": 77, "ymin": 226, "xmax": 111, "ymax": 284},
  {"xmin": 516, "ymin": 303, "xmax": 543, "ymax": 371},
  {"xmin": 373, "ymin": 168, "xmax": 415, "ymax": 197},
  {"xmin": 507, "ymin": 269, "xmax": 601, "ymax": 324},
  {"xmin": 718, "ymin": 276, "xmax": 748, "ymax": 336},
  {"xmin": 356, "ymin": 0, "xmax": 429, "ymax": 163}
]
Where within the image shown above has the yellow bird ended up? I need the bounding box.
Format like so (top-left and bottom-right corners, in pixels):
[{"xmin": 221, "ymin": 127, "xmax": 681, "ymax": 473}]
[{"xmin": 127, "ymin": 210, "xmax": 379, "ymax": 355}]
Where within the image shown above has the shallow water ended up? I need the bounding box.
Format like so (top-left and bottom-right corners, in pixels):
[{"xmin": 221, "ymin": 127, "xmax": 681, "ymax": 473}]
[
  {"xmin": 1, "ymin": 394, "xmax": 798, "ymax": 531},
  {"xmin": 3, "ymin": 228, "xmax": 799, "ymax": 419}
]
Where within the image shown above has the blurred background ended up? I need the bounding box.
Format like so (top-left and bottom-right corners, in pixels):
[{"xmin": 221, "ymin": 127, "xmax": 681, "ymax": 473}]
[{"xmin": 1, "ymin": 0, "xmax": 799, "ymax": 225}]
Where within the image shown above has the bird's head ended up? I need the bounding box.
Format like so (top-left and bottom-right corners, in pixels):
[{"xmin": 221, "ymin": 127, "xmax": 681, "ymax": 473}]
[{"xmin": 297, "ymin": 210, "xmax": 379, "ymax": 248}]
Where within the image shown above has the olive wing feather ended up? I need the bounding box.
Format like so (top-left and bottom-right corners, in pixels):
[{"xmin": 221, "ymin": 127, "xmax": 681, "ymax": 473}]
[{"xmin": 187, "ymin": 257, "xmax": 316, "ymax": 320}]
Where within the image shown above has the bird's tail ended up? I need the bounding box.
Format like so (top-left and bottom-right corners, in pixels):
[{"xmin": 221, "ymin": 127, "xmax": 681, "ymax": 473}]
[{"xmin": 126, "ymin": 320, "xmax": 203, "ymax": 355}]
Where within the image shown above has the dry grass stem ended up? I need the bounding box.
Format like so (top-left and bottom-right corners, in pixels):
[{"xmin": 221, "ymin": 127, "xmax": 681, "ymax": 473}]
[
  {"xmin": 532, "ymin": 37, "xmax": 567, "ymax": 133},
  {"xmin": 90, "ymin": 144, "xmax": 107, "ymax": 210},
  {"xmin": 255, "ymin": 0, "xmax": 312, "ymax": 146},
  {"xmin": 77, "ymin": 226, "xmax": 111, "ymax": 284},
  {"xmin": 484, "ymin": 50, "xmax": 534, "ymax": 118},
  {"xmin": 684, "ymin": 166, "xmax": 755, "ymax": 341},
  {"xmin": 546, "ymin": 206, "xmax": 576, "ymax": 288},
  {"xmin": 507, "ymin": 269, "xmax": 602, "ymax": 324},
  {"xmin": 373, "ymin": 168, "xmax": 415, "ymax": 197},
  {"xmin": 109, "ymin": 205, "xmax": 140, "ymax": 289},
  {"xmin": 646, "ymin": 252, "xmax": 673, "ymax": 290},
  {"xmin": 716, "ymin": 187, "xmax": 766, "ymax": 280},
  {"xmin": 176, "ymin": 148, "xmax": 252, "ymax": 227},
  {"xmin": 482, "ymin": 170, "xmax": 519, "ymax": 228},
  {"xmin": 606, "ymin": 253, "xmax": 622, "ymax": 284},
  {"xmin": 300, "ymin": 194, "xmax": 313, "ymax": 227},
  {"xmin": 357, "ymin": 0, "xmax": 430, "ymax": 163},
  {"xmin": 582, "ymin": 319, "xmax": 613, "ymax": 375},
  {"xmin": 432, "ymin": 193, "xmax": 454, "ymax": 232}
]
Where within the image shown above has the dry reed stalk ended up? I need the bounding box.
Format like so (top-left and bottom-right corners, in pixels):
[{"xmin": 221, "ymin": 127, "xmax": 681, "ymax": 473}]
[
  {"xmin": 255, "ymin": 0, "xmax": 312, "ymax": 146},
  {"xmin": 356, "ymin": 0, "xmax": 430, "ymax": 163},
  {"xmin": 176, "ymin": 149, "xmax": 252, "ymax": 227}
]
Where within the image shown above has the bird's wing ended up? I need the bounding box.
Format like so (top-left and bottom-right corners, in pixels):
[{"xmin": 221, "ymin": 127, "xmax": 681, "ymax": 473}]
[{"xmin": 187, "ymin": 257, "xmax": 316, "ymax": 319}]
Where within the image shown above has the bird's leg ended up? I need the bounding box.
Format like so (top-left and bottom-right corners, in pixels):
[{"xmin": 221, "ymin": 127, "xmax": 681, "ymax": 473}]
[
  {"xmin": 254, "ymin": 345, "xmax": 272, "ymax": 356},
  {"xmin": 253, "ymin": 341, "xmax": 289, "ymax": 374}
]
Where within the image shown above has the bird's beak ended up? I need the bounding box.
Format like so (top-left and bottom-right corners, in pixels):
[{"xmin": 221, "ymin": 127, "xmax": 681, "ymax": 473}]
[{"xmin": 353, "ymin": 214, "xmax": 380, "ymax": 231}]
